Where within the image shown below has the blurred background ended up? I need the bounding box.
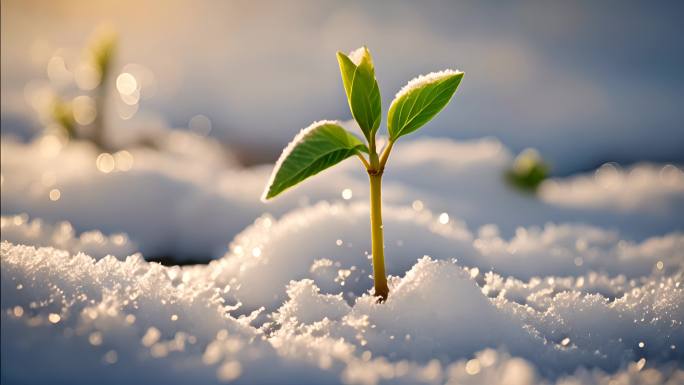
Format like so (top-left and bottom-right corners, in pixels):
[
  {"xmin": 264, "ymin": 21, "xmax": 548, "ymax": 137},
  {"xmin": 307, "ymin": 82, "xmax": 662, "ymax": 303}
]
[{"xmin": 3, "ymin": 0, "xmax": 683, "ymax": 175}]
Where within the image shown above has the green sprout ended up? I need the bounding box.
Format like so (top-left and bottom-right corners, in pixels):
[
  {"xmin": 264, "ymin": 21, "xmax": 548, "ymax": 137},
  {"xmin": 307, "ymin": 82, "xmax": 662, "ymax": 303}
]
[
  {"xmin": 506, "ymin": 148, "xmax": 549, "ymax": 192},
  {"xmin": 51, "ymin": 97, "xmax": 76, "ymax": 139},
  {"xmin": 262, "ymin": 47, "xmax": 463, "ymax": 301},
  {"xmin": 44, "ymin": 27, "xmax": 117, "ymax": 150},
  {"xmin": 85, "ymin": 28, "xmax": 117, "ymax": 150}
]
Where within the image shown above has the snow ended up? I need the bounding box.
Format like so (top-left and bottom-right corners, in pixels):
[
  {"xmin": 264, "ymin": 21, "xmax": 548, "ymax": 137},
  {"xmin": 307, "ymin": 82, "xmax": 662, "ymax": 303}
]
[
  {"xmin": 1, "ymin": 243, "xmax": 682, "ymax": 384},
  {"xmin": 539, "ymin": 162, "xmax": 684, "ymax": 212},
  {"xmin": 191, "ymin": 202, "xmax": 682, "ymax": 312},
  {"xmin": 1, "ymin": 214, "xmax": 137, "ymax": 260},
  {"xmin": 2, "ymin": 134, "xmax": 682, "ymax": 262},
  {"xmin": 272, "ymin": 257, "xmax": 683, "ymax": 377},
  {"xmin": 2, "ymin": 131, "xmax": 683, "ymax": 384},
  {"xmin": 393, "ymin": 69, "xmax": 464, "ymax": 101},
  {"xmin": 348, "ymin": 47, "xmax": 368, "ymax": 66}
]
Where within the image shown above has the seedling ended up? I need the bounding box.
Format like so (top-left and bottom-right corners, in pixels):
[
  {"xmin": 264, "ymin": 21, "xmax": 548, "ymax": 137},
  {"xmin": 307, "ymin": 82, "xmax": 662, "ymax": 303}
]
[
  {"xmin": 47, "ymin": 27, "xmax": 117, "ymax": 150},
  {"xmin": 506, "ymin": 148, "xmax": 549, "ymax": 192},
  {"xmin": 262, "ymin": 47, "xmax": 463, "ymax": 301}
]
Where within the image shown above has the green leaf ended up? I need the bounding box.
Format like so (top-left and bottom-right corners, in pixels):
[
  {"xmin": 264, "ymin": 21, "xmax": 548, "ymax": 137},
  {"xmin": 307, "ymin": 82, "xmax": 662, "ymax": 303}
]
[
  {"xmin": 337, "ymin": 47, "xmax": 382, "ymax": 142},
  {"xmin": 388, "ymin": 70, "xmax": 463, "ymax": 141},
  {"xmin": 262, "ymin": 121, "xmax": 367, "ymax": 201}
]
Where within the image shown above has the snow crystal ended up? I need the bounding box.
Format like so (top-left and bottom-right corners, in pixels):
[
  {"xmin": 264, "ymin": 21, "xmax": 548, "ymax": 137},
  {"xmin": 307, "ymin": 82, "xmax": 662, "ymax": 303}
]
[{"xmin": 348, "ymin": 47, "xmax": 367, "ymax": 66}]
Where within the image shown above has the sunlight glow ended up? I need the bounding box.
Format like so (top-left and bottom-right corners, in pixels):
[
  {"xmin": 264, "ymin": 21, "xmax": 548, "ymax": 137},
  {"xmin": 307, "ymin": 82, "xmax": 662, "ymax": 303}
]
[
  {"xmin": 39, "ymin": 135, "xmax": 63, "ymax": 157},
  {"xmin": 47, "ymin": 55, "xmax": 71, "ymax": 85},
  {"xmin": 74, "ymin": 63, "xmax": 100, "ymax": 90},
  {"xmin": 49, "ymin": 188, "xmax": 61, "ymax": 201},
  {"xmin": 72, "ymin": 95, "xmax": 97, "ymax": 125},
  {"xmin": 114, "ymin": 150, "xmax": 134, "ymax": 171},
  {"xmin": 13, "ymin": 306, "xmax": 24, "ymax": 317},
  {"xmin": 116, "ymin": 73, "xmax": 138, "ymax": 95},
  {"xmin": 96, "ymin": 153, "xmax": 116, "ymax": 173},
  {"xmin": 465, "ymin": 358, "xmax": 481, "ymax": 375},
  {"xmin": 89, "ymin": 332, "xmax": 103, "ymax": 346}
]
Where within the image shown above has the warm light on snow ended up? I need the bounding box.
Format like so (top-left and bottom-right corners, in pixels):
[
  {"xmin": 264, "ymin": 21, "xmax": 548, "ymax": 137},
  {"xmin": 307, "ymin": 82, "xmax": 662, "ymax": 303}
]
[
  {"xmin": 1, "ymin": 126, "xmax": 683, "ymax": 384},
  {"xmin": 439, "ymin": 212, "xmax": 450, "ymax": 224},
  {"xmin": 465, "ymin": 358, "xmax": 481, "ymax": 375}
]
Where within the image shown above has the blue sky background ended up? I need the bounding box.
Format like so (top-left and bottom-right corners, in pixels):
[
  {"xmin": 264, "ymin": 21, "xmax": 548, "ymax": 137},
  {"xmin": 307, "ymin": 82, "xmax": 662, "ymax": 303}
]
[{"xmin": 2, "ymin": 0, "xmax": 683, "ymax": 173}]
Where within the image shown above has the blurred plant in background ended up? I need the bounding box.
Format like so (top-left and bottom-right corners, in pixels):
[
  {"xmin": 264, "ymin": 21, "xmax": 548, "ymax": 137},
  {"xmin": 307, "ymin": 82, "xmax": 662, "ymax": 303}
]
[
  {"xmin": 506, "ymin": 148, "xmax": 549, "ymax": 192},
  {"xmin": 85, "ymin": 28, "xmax": 117, "ymax": 149},
  {"xmin": 43, "ymin": 27, "xmax": 117, "ymax": 150},
  {"xmin": 25, "ymin": 25, "xmax": 160, "ymax": 154}
]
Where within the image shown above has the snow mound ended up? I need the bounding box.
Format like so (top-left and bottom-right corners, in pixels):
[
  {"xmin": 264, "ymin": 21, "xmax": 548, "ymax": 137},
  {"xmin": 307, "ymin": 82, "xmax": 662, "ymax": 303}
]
[
  {"xmin": 1, "ymin": 134, "xmax": 361, "ymax": 261},
  {"xmin": 273, "ymin": 257, "xmax": 683, "ymax": 376},
  {"xmin": 199, "ymin": 202, "xmax": 683, "ymax": 311},
  {"xmin": 1, "ymin": 214, "xmax": 136, "ymax": 260},
  {"xmin": 3, "ymin": 242, "xmax": 682, "ymax": 384},
  {"xmin": 0, "ymin": 242, "xmax": 312, "ymax": 385},
  {"xmin": 540, "ymin": 162, "xmax": 684, "ymax": 213},
  {"xmin": 383, "ymin": 138, "xmax": 684, "ymax": 239},
  {"xmin": 3, "ymin": 135, "xmax": 683, "ymax": 261}
]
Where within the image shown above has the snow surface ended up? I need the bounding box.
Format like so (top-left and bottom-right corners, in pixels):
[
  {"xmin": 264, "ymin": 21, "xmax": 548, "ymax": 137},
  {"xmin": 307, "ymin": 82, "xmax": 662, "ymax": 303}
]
[
  {"xmin": 2, "ymin": 243, "xmax": 683, "ymax": 384},
  {"xmin": 191, "ymin": 202, "xmax": 683, "ymax": 312},
  {"xmin": 2, "ymin": 131, "xmax": 683, "ymax": 384},
  {"xmin": 2, "ymin": 134, "xmax": 682, "ymax": 261},
  {"xmin": 1, "ymin": 214, "xmax": 137, "ymax": 260}
]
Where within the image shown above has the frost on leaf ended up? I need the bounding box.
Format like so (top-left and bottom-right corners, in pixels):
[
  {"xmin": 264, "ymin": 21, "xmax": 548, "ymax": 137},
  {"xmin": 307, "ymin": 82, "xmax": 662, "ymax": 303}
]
[
  {"xmin": 261, "ymin": 120, "xmax": 366, "ymax": 201},
  {"xmin": 388, "ymin": 69, "xmax": 464, "ymax": 140}
]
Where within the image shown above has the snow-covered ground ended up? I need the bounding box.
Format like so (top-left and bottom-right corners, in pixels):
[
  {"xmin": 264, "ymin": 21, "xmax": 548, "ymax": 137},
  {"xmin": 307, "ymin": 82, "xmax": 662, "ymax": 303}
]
[
  {"xmin": 2, "ymin": 241, "xmax": 682, "ymax": 384},
  {"xmin": 2, "ymin": 132, "xmax": 682, "ymax": 261},
  {"xmin": 1, "ymin": 131, "xmax": 683, "ymax": 384}
]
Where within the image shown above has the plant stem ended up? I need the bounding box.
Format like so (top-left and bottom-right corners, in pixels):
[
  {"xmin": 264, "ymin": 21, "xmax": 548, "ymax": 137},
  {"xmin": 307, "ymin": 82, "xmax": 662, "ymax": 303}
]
[
  {"xmin": 369, "ymin": 171, "xmax": 389, "ymax": 301},
  {"xmin": 356, "ymin": 153, "xmax": 371, "ymax": 169},
  {"xmin": 379, "ymin": 139, "xmax": 394, "ymax": 170}
]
